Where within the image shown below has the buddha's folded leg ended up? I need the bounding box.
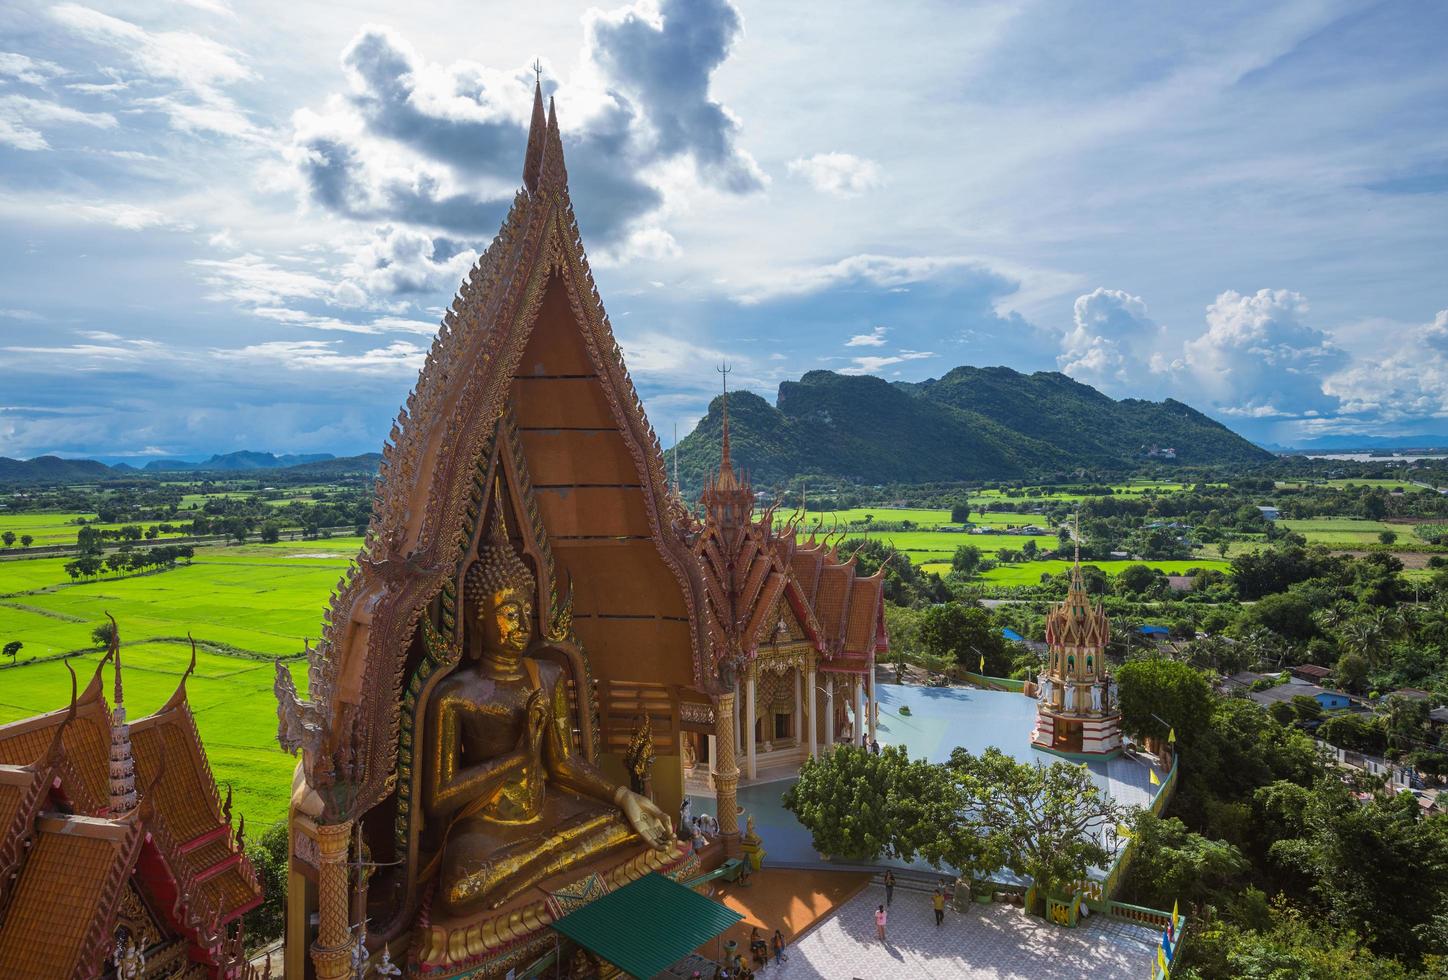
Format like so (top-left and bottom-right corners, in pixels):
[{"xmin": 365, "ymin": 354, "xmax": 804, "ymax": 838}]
[{"xmin": 439, "ymin": 808, "xmax": 641, "ymax": 916}]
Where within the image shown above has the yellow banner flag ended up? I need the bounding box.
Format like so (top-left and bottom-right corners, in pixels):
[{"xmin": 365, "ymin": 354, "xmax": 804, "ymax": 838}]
[
  {"xmin": 979, "ymin": 654, "xmax": 985, "ymax": 671},
  {"xmin": 1172, "ymin": 898, "xmax": 1179, "ymax": 925},
  {"xmin": 1158, "ymin": 945, "xmax": 1169, "ymax": 976},
  {"xmin": 1150, "ymin": 768, "xmax": 1161, "ymax": 786},
  {"xmin": 1116, "ymin": 822, "xmax": 1132, "ymax": 839},
  {"xmin": 1168, "ymin": 727, "xmax": 1176, "ymax": 744}
]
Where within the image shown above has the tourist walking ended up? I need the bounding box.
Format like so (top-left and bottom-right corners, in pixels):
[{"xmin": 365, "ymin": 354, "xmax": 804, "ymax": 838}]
[
  {"xmin": 771, "ymin": 929, "xmax": 786, "ymax": 965},
  {"xmin": 875, "ymin": 903, "xmax": 888, "ymax": 941},
  {"xmin": 883, "ymin": 869, "xmax": 896, "ymax": 906},
  {"xmin": 932, "ymin": 887, "xmax": 946, "ymax": 926}
]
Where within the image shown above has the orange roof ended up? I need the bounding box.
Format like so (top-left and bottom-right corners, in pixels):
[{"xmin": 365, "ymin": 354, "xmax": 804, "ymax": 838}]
[
  {"xmin": 0, "ymin": 814, "xmax": 139, "ymax": 979},
  {"xmin": 813, "ymin": 562, "xmax": 855, "ymax": 652},
  {"xmin": 843, "ymin": 575, "xmax": 884, "ymax": 655},
  {"xmin": 0, "ymin": 674, "xmax": 111, "ymax": 814}
]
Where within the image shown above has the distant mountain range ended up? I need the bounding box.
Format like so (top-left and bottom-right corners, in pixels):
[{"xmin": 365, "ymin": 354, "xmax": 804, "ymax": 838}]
[
  {"xmin": 1268, "ymin": 434, "xmax": 1448, "ymax": 454},
  {"xmin": 0, "ymin": 451, "xmax": 381, "ymax": 483},
  {"xmin": 672, "ymin": 366, "xmax": 1273, "ymax": 488},
  {"xmin": 138, "ymin": 451, "xmax": 336, "ymax": 472}
]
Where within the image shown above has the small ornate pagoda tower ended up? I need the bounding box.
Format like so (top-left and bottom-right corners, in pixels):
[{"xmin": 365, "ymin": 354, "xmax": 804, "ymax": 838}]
[{"xmin": 1031, "ymin": 553, "xmax": 1122, "ymax": 758}]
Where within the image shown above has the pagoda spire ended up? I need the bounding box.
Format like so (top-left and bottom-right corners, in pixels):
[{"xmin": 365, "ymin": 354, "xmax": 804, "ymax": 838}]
[
  {"xmin": 718, "ymin": 362, "xmax": 733, "ymax": 475},
  {"xmin": 522, "ymin": 63, "xmax": 546, "ymax": 194},
  {"xmin": 105, "ymin": 613, "xmax": 138, "ymax": 816}
]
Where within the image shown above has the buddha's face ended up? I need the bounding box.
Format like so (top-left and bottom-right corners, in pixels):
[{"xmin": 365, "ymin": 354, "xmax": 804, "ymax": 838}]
[{"xmin": 481, "ymin": 587, "xmax": 532, "ymax": 655}]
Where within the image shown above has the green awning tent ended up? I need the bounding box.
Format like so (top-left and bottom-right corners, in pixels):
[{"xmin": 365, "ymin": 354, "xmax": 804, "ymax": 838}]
[{"xmin": 550, "ymin": 872, "xmax": 743, "ymax": 979}]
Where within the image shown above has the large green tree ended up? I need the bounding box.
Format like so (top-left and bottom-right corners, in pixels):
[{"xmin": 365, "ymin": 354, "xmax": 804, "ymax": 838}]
[
  {"xmin": 919, "ymin": 603, "xmax": 1008, "ymax": 675},
  {"xmin": 1114, "ymin": 658, "xmax": 1213, "ymax": 747}
]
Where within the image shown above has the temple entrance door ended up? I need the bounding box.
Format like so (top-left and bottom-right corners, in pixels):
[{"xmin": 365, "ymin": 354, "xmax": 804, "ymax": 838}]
[{"xmin": 1054, "ymin": 719, "xmax": 1084, "ymax": 753}]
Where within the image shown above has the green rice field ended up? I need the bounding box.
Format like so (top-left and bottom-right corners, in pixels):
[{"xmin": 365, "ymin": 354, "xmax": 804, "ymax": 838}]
[
  {"xmin": 919, "ymin": 557, "xmax": 1232, "ymax": 585},
  {"xmin": 1277, "ymin": 517, "xmax": 1405, "ymax": 547},
  {"xmin": 0, "ymin": 511, "xmax": 189, "ymax": 548},
  {"xmin": 0, "ymin": 537, "xmax": 364, "ymax": 829}
]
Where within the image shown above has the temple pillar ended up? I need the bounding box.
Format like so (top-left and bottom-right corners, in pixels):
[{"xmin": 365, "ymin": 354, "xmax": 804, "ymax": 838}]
[
  {"xmin": 706, "ymin": 733, "xmax": 717, "ymax": 790},
  {"xmin": 793, "ymin": 669, "xmax": 803, "ymax": 743},
  {"xmin": 744, "ymin": 669, "xmax": 758, "ymax": 781},
  {"xmin": 713, "ymin": 691, "xmax": 742, "ymax": 858},
  {"xmin": 866, "ymin": 668, "xmax": 877, "ymax": 742},
  {"xmin": 854, "ymin": 677, "xmax": 865, "ymax": 745},
  {"xmin": 824, "ymin": 675, "xmax": 835, "ymax": 747},
  {"xmin": 805, "ymin": 663, "xmax": 818, "ymax": 758},
  {"xmin": 310, "ymin": 819, "xmax": 354, "ymax": 980}
]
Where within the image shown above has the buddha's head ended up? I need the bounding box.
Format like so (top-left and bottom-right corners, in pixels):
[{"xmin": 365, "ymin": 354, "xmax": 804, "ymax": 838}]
[{"xmin": 465, "ymin": 513, "xmax": 536, "ymax": 658}]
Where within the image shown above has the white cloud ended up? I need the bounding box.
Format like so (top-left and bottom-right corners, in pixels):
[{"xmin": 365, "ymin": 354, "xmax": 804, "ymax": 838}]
[
  {"xmin": 63, "ymin": 201, "xmax": 188, "ymax": 231},
  {"xmin": 49, "ymin": 3, "xmax": 258, "ymax": 139},
  {"xmin": 1058, "ymin": 287, "xmax": 1164, "ymax": 390},
  {"xmin": 249, "ymin": 306, "xmax": 439, "ymax": 336},
  {"xmin": 787, "ymin": 152, "xmax": 882, "ymax": 197},
  {"xmin": 189, "ymin": 254, "xmax": 334, "ymax": 306},
  {"xmin": 840, "ymin": 349, "xmax": 936, "ymax": 375},
  {"xmin": 845, "ymin": 325, "xmax": 888, "ymax": 347},
  {"xmin": 735, "ymin": 253, "xmax": 989, "ymax": 304},
  {"xmin": 1324, "ymin": 310, "xmax": 1448, "ymax": 421},
  {"xmin": 616, "ymin": 330, "xmax": 736, "ymax": 377},
  {"xmin": 213, "ymin": 339, "xmax": 426, "ymax": 375},
  {"xmin": 0, "ymin": 94, "xmax": 116, "ymax": 151},
  {"xmin": 0, "ymin": 52, "xmax": 66, "ymax": 86},
  {"xmin": 1180, "ymin": 288, "xmax": 1345, "ymax": 418}
]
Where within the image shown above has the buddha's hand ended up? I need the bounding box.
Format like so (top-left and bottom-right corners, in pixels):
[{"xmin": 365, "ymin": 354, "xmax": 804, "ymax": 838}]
[
  {"xmin": 614, "ymin": 787, "xmax": 674, "ymax": 849},
  {"xmin": 524, "ymin": 689, "xmax": 548, "ymax": 754}
]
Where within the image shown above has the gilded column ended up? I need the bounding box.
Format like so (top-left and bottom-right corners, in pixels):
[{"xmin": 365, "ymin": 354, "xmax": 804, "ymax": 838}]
[
  {"xmin": 744, "ymin": 669, "xmax": 758, "ymax": 781},
  {"xmin": 805, "ymin": 662, "xmax": 818, "ymax": 758},
  {"xmin": 793, "ymin": 669, "xmax": 803, "ymax": 746},
  {"xmin": 713, "ymin": 691, "xmax": 742, "ymax": 858},
  {"xmin": 310, "ymin": 819, "xmax": 354, "ymax": 980}
]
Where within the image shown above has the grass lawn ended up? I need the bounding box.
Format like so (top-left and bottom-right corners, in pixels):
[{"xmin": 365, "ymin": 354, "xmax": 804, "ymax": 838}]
[{"xmin": 0, "ymin": 642, "xmax": 307, "ymax": 831}]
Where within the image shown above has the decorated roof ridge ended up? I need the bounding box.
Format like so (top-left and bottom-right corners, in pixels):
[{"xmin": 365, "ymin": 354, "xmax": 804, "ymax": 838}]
[
  {"xmin": 29, "ymin": 662, "xmax": 79, "ymax": 775},
  {"xmin": 157, "ymin": 634, "xmax": 199, "ymax": 714},
  {"xmin": 522, "ymin": 77, "xmax": 546, "ymax": 194}
]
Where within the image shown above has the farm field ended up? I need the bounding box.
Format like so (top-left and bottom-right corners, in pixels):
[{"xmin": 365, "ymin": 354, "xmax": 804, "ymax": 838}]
[
  {"xmin": 1278, "ymin": 517, "xmax": 1404, "ymax": 547},
  {"xmin": 0, "ymin": 511, "xmax": 189, "ymax": 548},
  {"xmin": 0, "ymin": 642, "xmax": 306, "ymax": 831},
  {"xmin": 920, "ymin": 557, "xmax": 1232, "ymax": 585},
  {"xmin": 0, "ymin": 537, "xmax": 363, "ymax": 660}
]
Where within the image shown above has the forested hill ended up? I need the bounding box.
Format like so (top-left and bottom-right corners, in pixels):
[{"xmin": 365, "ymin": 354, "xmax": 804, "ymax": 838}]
[{"xmin": 672, "ymin": 367, "xmax": 1271, "ymax": 489}]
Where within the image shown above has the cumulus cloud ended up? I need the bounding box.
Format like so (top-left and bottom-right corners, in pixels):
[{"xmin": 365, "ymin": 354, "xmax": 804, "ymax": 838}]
[
  {"xmin": 1179, "ymin": 288, "xmax": 1345, "ymax": 418},
  {"xmin": 788, "ymin": 153, "xmax": 882, "ymax": 197},
  {"xmin": 1324, "ymin": 310, "xmax": 1448, "ymax": 421},
  {"xmin": 213, "ymin": 339, "xmax": 426, "ymax": 374},
  {"xmin": 1058, "ymin": 287, "xmax": 1163, "ymax": 390},
  {"xmin": 584, "ymin": 0, "xmax": 764, "ymax": 193},
  {"xmin": 736, "ymin": 253, "xmax": 995, "ymax": 305},
  {"xmin": 845, "ymin": 325, "xmax": 888, "ymax": 347},
  {"xmin": 289, "ymin": 2, "xmax": 758, "ymax": 266}
]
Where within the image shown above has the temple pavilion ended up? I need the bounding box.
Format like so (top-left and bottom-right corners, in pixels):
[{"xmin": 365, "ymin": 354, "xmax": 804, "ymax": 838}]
[
  {"xmin": 0, "ymin": 634, "xmax": 262, "ymax": 979},
  {"xmin": 1030, "ymin": 554, "xmax": 1123, "ymax": 758},
  {"xmin": 275, "ymin": 80, "xmax": 887, "ymax": 978}
]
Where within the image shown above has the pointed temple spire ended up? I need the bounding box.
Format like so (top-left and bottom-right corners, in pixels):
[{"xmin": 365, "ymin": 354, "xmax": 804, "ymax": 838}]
[
  {"xmin": 718, "ymin": 361, "xmax": 733, "ymax": 477},
  {"xmin": 105, "ymin": 613, "xmax": 138, "ymax": 816},
  {"xmin": 522, "ymin": 64, "xmax": 547, "ymax": 194}
]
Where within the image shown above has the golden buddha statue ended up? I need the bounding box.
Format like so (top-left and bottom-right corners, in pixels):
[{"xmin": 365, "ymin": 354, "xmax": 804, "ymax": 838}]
[{"xmin": 423, "ymin": 516, "xmax": 673, "ymax": 917}]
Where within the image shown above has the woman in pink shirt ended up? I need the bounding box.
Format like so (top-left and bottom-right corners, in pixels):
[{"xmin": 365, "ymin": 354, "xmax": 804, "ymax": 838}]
[{"xmin": 874, "ymin": 904, "xmax": 887, "ymax": 941}]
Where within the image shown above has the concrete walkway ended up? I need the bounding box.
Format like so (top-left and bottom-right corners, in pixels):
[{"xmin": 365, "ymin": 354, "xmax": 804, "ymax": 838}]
[{"xmin": 764, "ymin": 884, "xmax": 1159, "ymax": 979}]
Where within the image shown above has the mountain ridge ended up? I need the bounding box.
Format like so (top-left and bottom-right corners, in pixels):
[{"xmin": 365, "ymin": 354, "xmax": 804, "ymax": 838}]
[{"xmin": 672, "ymin": 366, "xmax": 1271, "ymax": 489}]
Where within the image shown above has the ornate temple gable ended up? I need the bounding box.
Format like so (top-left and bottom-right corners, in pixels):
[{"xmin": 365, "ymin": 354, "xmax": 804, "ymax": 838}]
[{"xmin": 286, "ymin": 83, "xmax": 707, "ymax": 822}]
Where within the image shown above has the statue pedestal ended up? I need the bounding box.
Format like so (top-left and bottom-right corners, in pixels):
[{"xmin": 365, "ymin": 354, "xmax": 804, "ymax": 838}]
[{"xmin": 414, "ymin": 841, "xmax": 696, "ymax": 977}]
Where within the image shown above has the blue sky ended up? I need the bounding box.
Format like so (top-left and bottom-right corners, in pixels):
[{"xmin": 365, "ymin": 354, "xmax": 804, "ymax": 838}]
[{"xmin": 1, "ymin": 0, "xmax": 1447, "ymax": 459}]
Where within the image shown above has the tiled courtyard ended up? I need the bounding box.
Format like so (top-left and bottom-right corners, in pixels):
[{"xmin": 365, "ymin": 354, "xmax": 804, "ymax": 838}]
[{"xmin": 763, "ymin": 884, "xmax": 1160, "ymax": 979}]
